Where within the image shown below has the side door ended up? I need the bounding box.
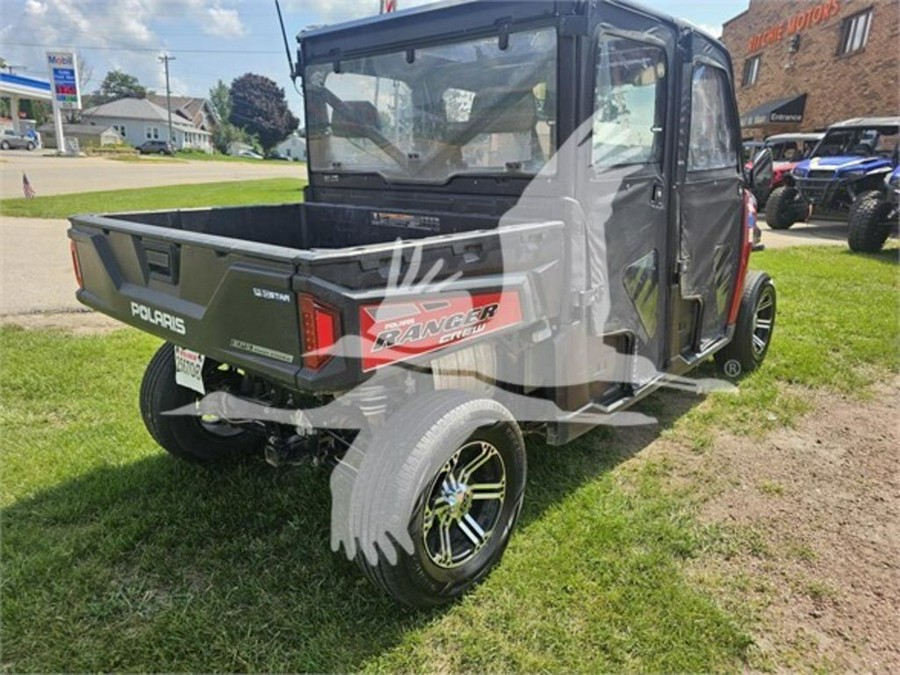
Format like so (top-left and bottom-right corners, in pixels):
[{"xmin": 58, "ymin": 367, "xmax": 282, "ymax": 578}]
[
  {"xmin": 580, "ymin": 12, "xmax": 678, "ymax": 390},
  {"xmin": 674, "ymin": 34, "xmax": 744, "ymax": 353}
]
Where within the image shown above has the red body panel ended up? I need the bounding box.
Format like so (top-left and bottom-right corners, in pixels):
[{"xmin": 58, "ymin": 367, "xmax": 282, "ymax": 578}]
[{"xmin": 359, "ymin": 292, "xmax": 523, "ymax": 372}]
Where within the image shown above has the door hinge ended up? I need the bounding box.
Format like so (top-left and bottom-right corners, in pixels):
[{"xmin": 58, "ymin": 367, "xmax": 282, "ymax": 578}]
[
  {"xmin": 575, "ymin": 286, "xmax": 603, "ymax": 308},
  {"xmin": 673, "ymin": 259, "xmax": 688, "ymax": 284}
]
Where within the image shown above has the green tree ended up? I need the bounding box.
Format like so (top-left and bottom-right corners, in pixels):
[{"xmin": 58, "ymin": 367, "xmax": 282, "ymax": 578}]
[
  {"xmin": 209, "ymin": 79, "xmax": 231, "ymax": 122},
  {"xmin": 208, "ymin": 79, "xmax": 248, "ymax": 154},
  {"xmin": 91, "ymin": 70, "xmax": 146, "ymax": 105},
  {"xmin": 229, "ymin": 73, "xmax": 298, "ymax": 152},
  {"xmin": 20, "ymin": 99, "xmax": 50, "ymax": 126}
]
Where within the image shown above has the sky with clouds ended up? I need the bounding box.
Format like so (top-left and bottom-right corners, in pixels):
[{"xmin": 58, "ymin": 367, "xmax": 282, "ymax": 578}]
[{"xmin": 0, "ymin": 0, "xmax": 741, "ymax": 118}]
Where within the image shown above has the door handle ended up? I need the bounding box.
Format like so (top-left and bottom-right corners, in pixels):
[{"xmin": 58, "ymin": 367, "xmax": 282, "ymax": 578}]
[{"xmin": 650, "ymin": 182, "xmax": 665, "ymax": 207}]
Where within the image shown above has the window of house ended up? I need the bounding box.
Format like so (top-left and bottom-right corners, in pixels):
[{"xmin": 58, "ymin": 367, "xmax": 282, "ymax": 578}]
[
  {"xmin": 688, "ymin": 64, "xmax": 737, "ymax": 172},
  {"xmin": 113, "ymin": 125, "xmax": 126, "ymax": 137},
  {"xmin": 741, "ymin": 55, "xmax": 761, "ymax": 87},
  {"xmin": 592, "ymin": 34, "xmax": 668, "ymax": 168},
  {"xmin": 839, "ymin": 8, "xmax": 873, "ymax": 56},
  {"xmin": 145, "ymin": 126, "xmax": 160, "ymax": 140}
]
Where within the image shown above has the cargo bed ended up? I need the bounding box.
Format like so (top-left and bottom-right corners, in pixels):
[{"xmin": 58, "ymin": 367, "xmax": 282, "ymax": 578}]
[{"xmin": 69, "ymin": 202, "xmax": 565, "ymax": 392}]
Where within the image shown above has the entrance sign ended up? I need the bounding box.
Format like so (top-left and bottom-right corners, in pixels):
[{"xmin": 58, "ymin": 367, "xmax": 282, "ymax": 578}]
[{"xmin": 46, "ymin": 51, "xmax": 81, "ymax": 110}]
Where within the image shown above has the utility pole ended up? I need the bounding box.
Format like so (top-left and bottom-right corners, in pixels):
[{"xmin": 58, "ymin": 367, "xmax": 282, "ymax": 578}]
[{"xmin": 158, "ymin": 54, "xmax": 176, "ymax": 146}]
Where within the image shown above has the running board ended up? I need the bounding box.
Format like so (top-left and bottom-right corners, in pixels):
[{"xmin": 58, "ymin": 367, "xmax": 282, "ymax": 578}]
[{"xmin": 546, "ymin": 334, "xmax": 731, "ymax": 446}]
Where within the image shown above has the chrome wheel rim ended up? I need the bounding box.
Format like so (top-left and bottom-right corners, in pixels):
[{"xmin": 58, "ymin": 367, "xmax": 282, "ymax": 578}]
[
  {"xmin": 751, "ymin": 287, "xmax": 775, "ymax": 357},
  {"xmin": 422, "ymin": 440, "xmax": 506, "ymax": 569}
]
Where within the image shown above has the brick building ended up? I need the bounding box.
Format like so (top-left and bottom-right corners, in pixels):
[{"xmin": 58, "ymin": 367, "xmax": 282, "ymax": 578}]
[{"xmin": 721, "ymin": 0, "xmax": 899, "ymax": 139}]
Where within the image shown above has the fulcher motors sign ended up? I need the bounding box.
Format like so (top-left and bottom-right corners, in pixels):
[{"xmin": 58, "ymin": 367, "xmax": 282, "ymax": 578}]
[{"xmin": 747, "ymin": 0, "xmax": 842, "ymax": 52}]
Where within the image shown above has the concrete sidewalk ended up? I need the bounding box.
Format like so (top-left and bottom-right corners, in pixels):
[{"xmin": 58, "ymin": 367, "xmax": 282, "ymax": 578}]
[
  {"xmin": 758, "ymin": 217, "xmax": 848, "ymax": 249},
  {"xmin": 0, "ymin": 217, "xmax": 82, "ymax": 316}
]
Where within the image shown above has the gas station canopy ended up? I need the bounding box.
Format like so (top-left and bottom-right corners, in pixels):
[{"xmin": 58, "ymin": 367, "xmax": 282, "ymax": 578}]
[
  {"xmin": 1, "ymin": 72, "xmax": 53, "ymax": 134},
  {"xmin": 0, "ymin": 72, "xmax": 52, "ymax": 101}
]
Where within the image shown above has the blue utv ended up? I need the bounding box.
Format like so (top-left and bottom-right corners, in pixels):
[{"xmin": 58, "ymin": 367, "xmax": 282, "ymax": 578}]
[
  {"xmin": 765, "ymin": 117, "xmax": 899, "ymax": 231},
  {"xmin": 847, "ymin": 164, "xmax": 900, "ymax": 252}
]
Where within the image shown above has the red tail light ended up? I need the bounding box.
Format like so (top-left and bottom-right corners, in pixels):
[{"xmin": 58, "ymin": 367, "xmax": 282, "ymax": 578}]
[
  {"xmin": 70, "ymin": 240, "xmax": 84, "ymax": 289},
  {"xmin": 299, "ymin": 293, "xmax": 339, "ymax": 370}
]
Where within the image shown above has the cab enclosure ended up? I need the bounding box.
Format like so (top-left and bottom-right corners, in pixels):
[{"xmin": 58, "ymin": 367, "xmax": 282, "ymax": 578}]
[{"xmin": 68, "ymin": 0, "xmax": 772, "ymax": 606}]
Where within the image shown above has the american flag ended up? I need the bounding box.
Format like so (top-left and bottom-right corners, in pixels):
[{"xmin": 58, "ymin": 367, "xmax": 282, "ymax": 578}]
[{"xmin": 22, "ymin": 173, "xmax": 36, "ymax": 199}]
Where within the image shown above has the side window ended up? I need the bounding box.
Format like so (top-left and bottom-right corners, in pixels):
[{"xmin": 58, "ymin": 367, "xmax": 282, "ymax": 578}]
[
  {"xmin": 593, "ymin": 35, "xmax": 667, "ymax": 168},
  {"xmin": 688, "ymin": 64, "xmax": 737, "ymax": 172}
]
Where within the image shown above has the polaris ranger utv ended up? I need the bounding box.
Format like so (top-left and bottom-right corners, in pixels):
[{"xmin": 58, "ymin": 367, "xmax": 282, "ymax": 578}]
[
  {"xmin": 766, "ymin": 117, "xmax": 899, "ymax": 230},
  {"xmin": 68, "ymin": 0, "xmax": 776, "ymax": 607}
]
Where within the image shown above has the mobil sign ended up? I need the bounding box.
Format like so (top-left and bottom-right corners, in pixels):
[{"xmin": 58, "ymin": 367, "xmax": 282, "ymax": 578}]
[{"xmin": 46, "ymin": 51, "xmax": 81, "ymax": 110}]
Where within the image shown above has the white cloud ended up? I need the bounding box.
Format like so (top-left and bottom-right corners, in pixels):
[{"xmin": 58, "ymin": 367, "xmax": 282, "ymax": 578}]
[
  {"xmin": 23, "ymin": 0, "xmax": 47, "ymax": 16},
  {"xmin": 206, "ymin": 7, "xmax": 246, "ymax": 37},
  {"xmin": 287, "ymin": 0, "xmax": 435, "ymax": 23},
  {"xmin": 0, "ymin": 0, "xmax": 247, "ymax": 96}
]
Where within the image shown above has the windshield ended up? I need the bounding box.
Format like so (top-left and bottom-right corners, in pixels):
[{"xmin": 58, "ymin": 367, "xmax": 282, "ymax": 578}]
[
  {"xmin": 813, "ymin": 127, "xmax": 899, "ymax": 158},
  {"xmin": 304, "ymin": 27, "xmax": 558, "ymax": 183}
]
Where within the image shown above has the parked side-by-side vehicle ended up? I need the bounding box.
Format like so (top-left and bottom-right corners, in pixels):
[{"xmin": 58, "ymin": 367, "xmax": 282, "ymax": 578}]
[
  {"xmin": 744, "ymin": 132, "xmax": 823, "ymax": 208},
  {"xmin": 68, "ymin": 0, "xmax": 776, "ymax": 607},
  {"xmin": 766, "ymin": 117, "xmax": 900, "ymax": 232},
  {"xmin": 848, "ymin": 164, "xmax": 900, "ymax": 252}
]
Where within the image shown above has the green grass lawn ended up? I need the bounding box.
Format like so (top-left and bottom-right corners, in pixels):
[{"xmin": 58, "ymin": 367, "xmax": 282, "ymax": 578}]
[
  {"xmin": 0, "ymin": 178, "xmax": 305, "ymax": 219},
  {"xmin": 1, "ymin": 247, "xmax": 897, "ymax": 672}
]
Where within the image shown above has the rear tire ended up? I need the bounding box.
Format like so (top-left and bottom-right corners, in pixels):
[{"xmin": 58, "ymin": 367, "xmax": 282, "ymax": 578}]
[
  {"xmin": 334, "ymin": 390, "xmax": 526, "ymax": 608},
  {"xmin": 765, "ymin": 186, "xmax": 807, "ymax": 230},
  {"xmin": 848, "ymin": 191, "xmax": 893, "ymax": 253},
  {"xmin": 0, "ymin": 141, "xmax": 9, "ymax": 150},
  {"xmin": 26, "ymin": 142, "xmax": 34, "ymax": 151},
  {"xmin": 139, "ymin": 343, "xmax": 262, "ymax": 463},
  {"xmin": 716, "ymin": 271, "xmax": 776, "ymax": 378}
]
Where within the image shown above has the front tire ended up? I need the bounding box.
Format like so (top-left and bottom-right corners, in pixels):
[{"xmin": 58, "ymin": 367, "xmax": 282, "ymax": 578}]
[
  {"xmin": 139, "ymin": 343, "xmax": 262, "ymax": 463},
  {"xmin": 26, "ymin": 142, "xmax": 34, "ymax": 151},
  {"xmin": 716, "ymin": 271, "xmax": 777, "ymax": 378},
  {"xmin": 0, "ymin": 141, "xmax": 9, "ymax": 150},
  {"xmin": 765, "ymin": 186, "xmax": 807, "ymax": 230},
  {"xmin": 848, "ymin": 191, "xmax": 894, "ymax": 253},
  {"xmin": 333, "ymin": 390, "xmax": 526, "ymax": 608}
]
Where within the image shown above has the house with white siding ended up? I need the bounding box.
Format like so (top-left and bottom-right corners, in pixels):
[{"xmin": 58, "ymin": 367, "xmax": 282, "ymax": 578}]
[
  {"xmin": 81, "ymin": 98, "xmax": 212, "ymax": 152},
  {"xmin": 274, "ymin": 132, "xmax": 307, "ymax": 161}
]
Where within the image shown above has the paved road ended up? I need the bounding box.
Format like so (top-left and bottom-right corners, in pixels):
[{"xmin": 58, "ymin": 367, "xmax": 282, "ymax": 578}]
[{"xmin": 0, "ymin": 150, "xmax": 306, "ymax": 199}]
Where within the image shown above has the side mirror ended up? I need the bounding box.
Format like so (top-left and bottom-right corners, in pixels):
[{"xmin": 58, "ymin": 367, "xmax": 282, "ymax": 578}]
[{"xmin": 748, "ymin": 148, "xmax": 773, "ymax": 189}]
